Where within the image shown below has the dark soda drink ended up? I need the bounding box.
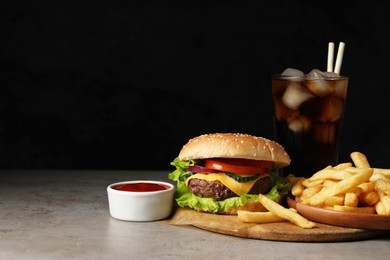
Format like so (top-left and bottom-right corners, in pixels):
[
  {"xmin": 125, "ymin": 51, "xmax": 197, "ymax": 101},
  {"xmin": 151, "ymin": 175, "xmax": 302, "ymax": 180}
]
[{"xmin": 272, "ymin": 69, "xmax": 348, "ymax": 178}]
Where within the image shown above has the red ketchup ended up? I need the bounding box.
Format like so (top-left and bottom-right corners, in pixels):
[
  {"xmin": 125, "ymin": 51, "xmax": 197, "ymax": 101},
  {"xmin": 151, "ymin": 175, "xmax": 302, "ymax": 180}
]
[{"xmin": 112, "ymin": 182, "xmax": 170, "ymax": 192}]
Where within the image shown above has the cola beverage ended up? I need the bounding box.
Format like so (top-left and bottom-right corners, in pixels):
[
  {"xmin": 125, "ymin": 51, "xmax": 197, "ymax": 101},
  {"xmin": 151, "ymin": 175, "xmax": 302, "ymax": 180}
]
[{"xmin": 272, "ymin": 68, "xmax": 348, "ymax": 177}]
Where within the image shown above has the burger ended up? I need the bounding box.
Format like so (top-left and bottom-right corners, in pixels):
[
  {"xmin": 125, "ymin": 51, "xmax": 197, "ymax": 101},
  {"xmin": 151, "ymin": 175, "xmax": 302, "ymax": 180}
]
[{"xmin": 168, "ymin": 133, "xmax": 291, "ymax": 214}]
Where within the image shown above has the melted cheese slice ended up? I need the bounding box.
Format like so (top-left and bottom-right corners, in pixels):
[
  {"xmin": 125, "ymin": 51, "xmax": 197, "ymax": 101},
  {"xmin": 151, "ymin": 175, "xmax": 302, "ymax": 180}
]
[{"xmin": 185, "ymin": 173, "xmax": 270, "ymax": 196}]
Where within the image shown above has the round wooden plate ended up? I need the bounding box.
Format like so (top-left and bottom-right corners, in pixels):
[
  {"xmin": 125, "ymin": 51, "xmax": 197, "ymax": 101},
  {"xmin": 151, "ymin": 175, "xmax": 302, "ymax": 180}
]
[
  {"xmin": 162, "ymin": 208, "xmax": 389, "ymax": 241},
  {"xmin": 287, "ymin": 196, "xmax": 390, "ymax": 230}
]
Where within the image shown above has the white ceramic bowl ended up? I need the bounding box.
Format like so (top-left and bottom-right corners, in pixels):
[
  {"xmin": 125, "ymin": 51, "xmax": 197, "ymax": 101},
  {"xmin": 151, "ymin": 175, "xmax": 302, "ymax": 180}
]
[{"xmin": 107, "ymin": 180, "xmax": 175, "ymax": 221}]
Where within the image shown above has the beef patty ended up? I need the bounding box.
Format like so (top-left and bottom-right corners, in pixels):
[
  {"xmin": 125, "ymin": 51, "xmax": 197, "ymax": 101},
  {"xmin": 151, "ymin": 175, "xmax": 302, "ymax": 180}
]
[{"xmin": 187, "ymin": 176, "xmax": 272, "ymax": 201}]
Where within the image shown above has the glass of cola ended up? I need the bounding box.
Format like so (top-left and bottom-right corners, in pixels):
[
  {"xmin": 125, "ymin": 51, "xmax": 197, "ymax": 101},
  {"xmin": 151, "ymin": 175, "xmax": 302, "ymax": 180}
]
[{"xmin": 272, "ymin": 68, "xmax": 348, "ymax": 177}]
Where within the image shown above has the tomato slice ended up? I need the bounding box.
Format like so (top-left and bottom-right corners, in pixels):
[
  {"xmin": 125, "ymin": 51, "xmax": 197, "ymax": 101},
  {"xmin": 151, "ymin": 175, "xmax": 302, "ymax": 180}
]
[{"xmin": 204, "ymin": 159, "xmax": 273, "ymax": 176}]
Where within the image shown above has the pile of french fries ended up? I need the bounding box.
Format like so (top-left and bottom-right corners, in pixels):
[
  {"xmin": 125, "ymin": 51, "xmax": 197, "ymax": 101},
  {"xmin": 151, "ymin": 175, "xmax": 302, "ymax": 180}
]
[
  {"xmin": 290, "ymin": 151, "xmax": 390, "ymax": 215},
  {"xmin": 237, "ymin": 151, "xmax": 390, "ymax": 229}
]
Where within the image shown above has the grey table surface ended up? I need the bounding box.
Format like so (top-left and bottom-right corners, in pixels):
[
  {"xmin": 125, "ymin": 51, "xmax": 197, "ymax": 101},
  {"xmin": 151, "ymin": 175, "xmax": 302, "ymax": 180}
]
[{"xmin": 1, "ymin": 170, "xmax": 389, "ymax": 260}]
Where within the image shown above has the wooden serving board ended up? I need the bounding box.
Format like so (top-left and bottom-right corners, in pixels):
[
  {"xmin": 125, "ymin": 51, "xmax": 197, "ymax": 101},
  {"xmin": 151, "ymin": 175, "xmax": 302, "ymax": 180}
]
[{"xmin": 161, "ymin": 208, "xmax": 388, "ymax": 242}]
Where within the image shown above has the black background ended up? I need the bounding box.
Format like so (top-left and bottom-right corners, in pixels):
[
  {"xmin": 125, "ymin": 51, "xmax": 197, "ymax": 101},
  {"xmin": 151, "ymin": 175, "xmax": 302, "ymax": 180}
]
[{"xmin": 1, "ymin": 0, "xmax": 389, "ymax": 171}]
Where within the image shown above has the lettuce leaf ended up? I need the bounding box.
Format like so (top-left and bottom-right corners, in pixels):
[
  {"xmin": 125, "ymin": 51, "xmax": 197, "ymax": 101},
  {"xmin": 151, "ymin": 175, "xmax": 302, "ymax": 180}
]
[{"xmin": 168, "ymin": 157, "xmax": 291, "ymax": 214}]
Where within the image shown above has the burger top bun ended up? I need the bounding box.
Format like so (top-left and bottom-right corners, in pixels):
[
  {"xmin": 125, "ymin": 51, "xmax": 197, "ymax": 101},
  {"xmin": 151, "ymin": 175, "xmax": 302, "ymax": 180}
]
[{"xmin": 178, "ymin": 133, "xmax": 291, "ymax": 168}]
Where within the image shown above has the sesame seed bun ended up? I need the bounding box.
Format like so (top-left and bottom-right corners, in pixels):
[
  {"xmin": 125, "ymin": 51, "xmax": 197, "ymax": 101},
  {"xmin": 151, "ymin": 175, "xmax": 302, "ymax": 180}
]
[{"xmin": 178, "ymin": 133, "xmax": 291, "ymax": 168}]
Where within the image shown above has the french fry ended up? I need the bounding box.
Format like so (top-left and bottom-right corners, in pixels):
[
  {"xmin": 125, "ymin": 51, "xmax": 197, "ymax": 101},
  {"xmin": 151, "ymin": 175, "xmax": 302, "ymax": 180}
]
[
  {"xmin": 373, "ymin": 168, "xmax": 390, "ymax": 177},
  {"xmin": 333, "ymin": 162, "xmax": 353, "ymax": 170},
  {"xmin": 291, "ymin": 177, "xmax": 305, "ymax": 197},
  {"xmin": 357, "ymin": 182, "xmax": 375, "ymax": 193},
  {"xmin": 344, "ymin": 192, "xmax": 359, "ymax": 207},
  {"xmin": 379, "ymin": 198, "xmax": 390, "ymax": 214},
  {"xmin": 323, "ymin": 179, "xmax": 338, "ymax": 187},
  {"xmin": 300, "ymin": 178, "xmax": 310, "ymax": 188},
  {"xmin": 359, "ymin": 190, "xmax": 379, "ymax": 206},
  {"xmin": 301, "ymin": 185, "xmax": 323, "ymax": 200},
  {"xmin": 302, "ymin": 179, "xmax": 323, "ymax": 188},
  {"xmin": 309, "ymin": 168, "xmax": 353, "ymax": 182},
  {"xmin": 350, "ymin": 151, "xmax": 371, "ymax": 168},
  {"xmin": 258, "ymin": 194, "xmax": 316, "ymax": 228},
  {"xmin": 324, "ymin": 195, "xmax": 344, "ymax": 207},
  {"xmin": 344, "ymin": 167, "xmax": 365, "ymax": 174},
  {"xmin": 309, "ymin": 169, "xmax": 353, "ymax": 181},
  {"xmin": 345, "ymin": 186, "xmax": 363, "ymax": 195},
  {"xmin": 307, "ymin": 166, "xmax": 331, "ymax": 180},
  {"xmin": 370, "ymin": 173, "xmax": 390, "ymax": 183},
  {"xmin": 333, "ymin": 205, "xmax": 375, "ymax": 214},
  {"xmin": 374, "ymin": 179, "xmax": 390, "ymax": 196},
  {"xmin": 237, "ymin": 210, "xmax": 287, "ymax": 223},
  {"xmin": 302, "ymin": 168, "xmax": 373, "ymax": 206},
  {"xmin": 375, "ymin": 191, "xmax": 390, "ymax": 215},
  {"xmin": 375, "ymin": 201, "xmax": 387, "ymax": 215}
]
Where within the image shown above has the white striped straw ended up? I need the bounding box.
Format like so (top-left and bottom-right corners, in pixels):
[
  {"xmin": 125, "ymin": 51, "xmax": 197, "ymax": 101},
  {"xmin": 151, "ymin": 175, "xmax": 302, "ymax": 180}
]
[
  {"xmin": 334, "ymin": 42, "xmax": 345, "ymax": 74},
  {"xmin": 327, "ymin": 42, "xmax": 335, "ymax": 72}
]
